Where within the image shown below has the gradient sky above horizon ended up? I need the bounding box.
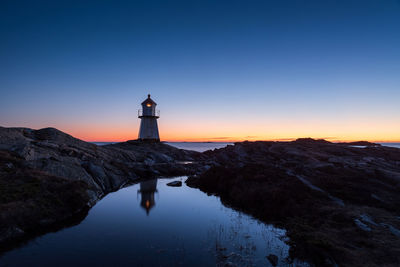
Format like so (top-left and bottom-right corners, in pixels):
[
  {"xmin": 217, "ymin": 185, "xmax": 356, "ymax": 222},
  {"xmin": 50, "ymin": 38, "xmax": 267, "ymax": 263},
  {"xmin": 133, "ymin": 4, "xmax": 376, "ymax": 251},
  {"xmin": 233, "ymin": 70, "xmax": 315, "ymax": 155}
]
[{"xmin": 1, "ymin": 0, "xmax": 399, "ymax": 142}]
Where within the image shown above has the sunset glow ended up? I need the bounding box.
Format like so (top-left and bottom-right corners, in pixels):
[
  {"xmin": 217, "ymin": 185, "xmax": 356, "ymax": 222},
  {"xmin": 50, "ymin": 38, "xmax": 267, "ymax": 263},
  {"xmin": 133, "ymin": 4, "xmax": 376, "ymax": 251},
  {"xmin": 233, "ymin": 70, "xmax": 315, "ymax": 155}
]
[
  {"xmin": 40, "ymin": 118, "xmax": 400, "ymax": 143},
  {"xmin": 1, "ymin": 1, "xmax": 399, "ymax": 143}
]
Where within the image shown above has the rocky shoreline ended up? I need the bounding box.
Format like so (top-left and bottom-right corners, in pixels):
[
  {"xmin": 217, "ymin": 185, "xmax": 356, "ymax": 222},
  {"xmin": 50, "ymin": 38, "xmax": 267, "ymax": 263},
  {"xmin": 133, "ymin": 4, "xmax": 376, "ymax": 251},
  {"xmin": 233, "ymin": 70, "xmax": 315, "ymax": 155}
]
[
  {"xmin": 0, "ymin": 126, "xmax": 204, "ymax": 251},
  {"xmin": 1, "ymin": 127, "xmax": 400, "ymax": 266},
  {"xmin": 187, "ymin": 139, "xmax": 400, "ymax": 266}
]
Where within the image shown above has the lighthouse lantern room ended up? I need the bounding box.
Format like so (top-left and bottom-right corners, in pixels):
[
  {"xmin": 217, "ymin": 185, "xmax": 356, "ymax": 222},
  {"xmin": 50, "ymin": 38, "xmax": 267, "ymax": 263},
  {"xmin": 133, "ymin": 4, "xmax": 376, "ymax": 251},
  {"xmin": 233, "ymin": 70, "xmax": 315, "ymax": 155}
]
[{"xmin": 138, "ymin": 94, "xmax": 160, "ymax": 142}]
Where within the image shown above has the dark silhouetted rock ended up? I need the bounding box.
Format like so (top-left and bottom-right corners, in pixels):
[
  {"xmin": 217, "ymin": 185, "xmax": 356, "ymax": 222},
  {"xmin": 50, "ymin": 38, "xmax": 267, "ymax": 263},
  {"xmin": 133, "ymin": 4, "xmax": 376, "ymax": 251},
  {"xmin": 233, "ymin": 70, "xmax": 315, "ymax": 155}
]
[{"xmin": 167, "ymin": 180, "xmax": 182, "ymax": 187}]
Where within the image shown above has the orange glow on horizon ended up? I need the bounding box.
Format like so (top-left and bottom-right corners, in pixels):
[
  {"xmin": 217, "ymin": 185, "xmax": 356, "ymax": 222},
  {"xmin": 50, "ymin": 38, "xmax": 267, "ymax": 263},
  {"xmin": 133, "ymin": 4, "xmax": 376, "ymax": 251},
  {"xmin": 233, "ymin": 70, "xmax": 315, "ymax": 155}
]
[
  {"xmin": 23, "ymin": 117, "xmax": 399, "ymax": 144},
  {"xmin": 76, "ymin": 131, "xmax": 400, "ymax": 144}
]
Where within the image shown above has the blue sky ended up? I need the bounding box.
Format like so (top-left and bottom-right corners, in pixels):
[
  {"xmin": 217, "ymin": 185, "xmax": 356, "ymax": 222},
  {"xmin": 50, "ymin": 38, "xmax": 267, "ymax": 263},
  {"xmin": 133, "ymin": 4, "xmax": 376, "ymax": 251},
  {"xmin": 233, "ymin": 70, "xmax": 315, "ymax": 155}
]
[{"xmin": 1, "ymin": 0, "xmax": 399, "ymax": 141}]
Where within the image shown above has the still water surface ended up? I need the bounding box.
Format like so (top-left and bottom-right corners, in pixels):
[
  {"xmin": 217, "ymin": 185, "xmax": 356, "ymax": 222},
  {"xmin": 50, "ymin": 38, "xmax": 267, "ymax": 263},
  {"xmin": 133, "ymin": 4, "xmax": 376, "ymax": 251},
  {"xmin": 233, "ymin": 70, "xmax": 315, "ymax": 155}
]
[{"xmin": 0, "ymin": 178, "xmax": 304, "ymax": 267}]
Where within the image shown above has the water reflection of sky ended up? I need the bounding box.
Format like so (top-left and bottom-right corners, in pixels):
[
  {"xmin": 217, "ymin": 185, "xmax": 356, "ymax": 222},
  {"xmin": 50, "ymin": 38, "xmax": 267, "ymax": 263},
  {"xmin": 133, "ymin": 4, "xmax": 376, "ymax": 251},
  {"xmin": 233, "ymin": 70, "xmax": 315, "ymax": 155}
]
[{"xmin": 0, "ymin": 177, "xmax": 308, "ymax": 267}]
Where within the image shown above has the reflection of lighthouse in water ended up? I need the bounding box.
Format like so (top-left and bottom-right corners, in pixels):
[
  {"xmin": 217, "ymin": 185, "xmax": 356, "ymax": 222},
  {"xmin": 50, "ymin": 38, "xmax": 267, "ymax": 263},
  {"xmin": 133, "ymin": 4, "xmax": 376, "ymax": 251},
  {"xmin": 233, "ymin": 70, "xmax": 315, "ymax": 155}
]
[{"xmin": 138, "ymin": 179, "xmax": 158, "ymax": 215}]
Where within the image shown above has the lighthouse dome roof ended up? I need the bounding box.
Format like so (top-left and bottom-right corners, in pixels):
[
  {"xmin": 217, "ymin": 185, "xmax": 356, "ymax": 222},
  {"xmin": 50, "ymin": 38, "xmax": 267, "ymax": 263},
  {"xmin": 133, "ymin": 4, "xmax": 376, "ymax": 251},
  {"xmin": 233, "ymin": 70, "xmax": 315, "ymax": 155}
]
[{"xmin": 141, "ymin": 94, "xmax": 157, "ymax": 105}]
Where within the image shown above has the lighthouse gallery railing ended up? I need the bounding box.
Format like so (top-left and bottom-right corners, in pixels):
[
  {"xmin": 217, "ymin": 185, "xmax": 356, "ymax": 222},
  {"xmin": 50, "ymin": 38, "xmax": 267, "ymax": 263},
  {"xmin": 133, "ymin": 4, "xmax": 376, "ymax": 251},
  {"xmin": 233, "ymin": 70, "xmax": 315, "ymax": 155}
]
[{"xmin": 138, "ymin": 109, "xmax": 160, "ymax": 118}]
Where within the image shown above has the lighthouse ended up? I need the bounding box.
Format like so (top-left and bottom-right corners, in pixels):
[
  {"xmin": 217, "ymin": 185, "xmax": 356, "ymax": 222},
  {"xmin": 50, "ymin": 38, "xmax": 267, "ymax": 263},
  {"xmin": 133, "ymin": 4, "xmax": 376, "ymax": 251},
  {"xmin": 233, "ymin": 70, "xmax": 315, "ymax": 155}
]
[{"xmin": 138, "ymin": 94, "xmax": 160, "ymax": 142}]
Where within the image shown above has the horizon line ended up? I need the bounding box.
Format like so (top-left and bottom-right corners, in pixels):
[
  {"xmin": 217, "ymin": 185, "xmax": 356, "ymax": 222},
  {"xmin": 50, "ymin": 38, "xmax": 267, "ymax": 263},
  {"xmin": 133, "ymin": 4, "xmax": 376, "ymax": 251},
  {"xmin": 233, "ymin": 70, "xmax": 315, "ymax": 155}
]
[{"xmin": 87, "ymin": 138, "xmax": 400, "ymax": 143}]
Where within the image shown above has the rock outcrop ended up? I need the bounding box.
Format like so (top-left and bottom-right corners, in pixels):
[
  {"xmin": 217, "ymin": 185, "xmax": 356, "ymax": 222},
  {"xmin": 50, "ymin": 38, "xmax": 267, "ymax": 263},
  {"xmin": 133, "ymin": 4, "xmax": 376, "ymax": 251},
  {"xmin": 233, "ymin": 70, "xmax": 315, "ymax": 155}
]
[
  {"xmin": 187, "ymin": 139, "xmax": 400, "ymax": 266},
  {"xmin": 0, "ymin": 126, "xmax": 202, "ymax": 250}
]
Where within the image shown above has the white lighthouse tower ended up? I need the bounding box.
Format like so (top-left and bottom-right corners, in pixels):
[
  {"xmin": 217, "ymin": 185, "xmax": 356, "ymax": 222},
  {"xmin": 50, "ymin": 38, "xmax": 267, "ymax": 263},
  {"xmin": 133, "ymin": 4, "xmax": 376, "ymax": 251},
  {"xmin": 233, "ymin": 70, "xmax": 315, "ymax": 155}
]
[{"xmin": 138, "ymin": 94, "xmax": 160, "ymax": 142}]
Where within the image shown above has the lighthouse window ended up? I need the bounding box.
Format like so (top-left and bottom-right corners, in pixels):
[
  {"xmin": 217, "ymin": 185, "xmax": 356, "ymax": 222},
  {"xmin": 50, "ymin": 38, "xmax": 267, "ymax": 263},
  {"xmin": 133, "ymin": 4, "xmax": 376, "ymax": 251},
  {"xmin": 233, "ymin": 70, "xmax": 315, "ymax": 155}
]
[{"xmin": 146, "ymin": 103, "xmax": 152, "ymax": 107}]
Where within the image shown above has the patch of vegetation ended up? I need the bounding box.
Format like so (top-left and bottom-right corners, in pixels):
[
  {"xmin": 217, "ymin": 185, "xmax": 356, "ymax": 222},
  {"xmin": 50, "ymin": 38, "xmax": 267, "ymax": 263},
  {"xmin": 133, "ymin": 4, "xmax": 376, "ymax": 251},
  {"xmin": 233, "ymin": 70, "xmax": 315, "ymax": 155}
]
[{"xmin": 186, "ymin": 141, "xmax": 400, "ymax": 267}]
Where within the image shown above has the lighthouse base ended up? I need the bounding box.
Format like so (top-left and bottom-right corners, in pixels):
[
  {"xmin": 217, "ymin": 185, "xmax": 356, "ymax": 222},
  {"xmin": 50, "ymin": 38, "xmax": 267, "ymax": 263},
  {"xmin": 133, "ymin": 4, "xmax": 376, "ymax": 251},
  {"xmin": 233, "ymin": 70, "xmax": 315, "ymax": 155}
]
[{"xmin": 137, "ymin": 138, "xmax": 160, "ymax": 143}]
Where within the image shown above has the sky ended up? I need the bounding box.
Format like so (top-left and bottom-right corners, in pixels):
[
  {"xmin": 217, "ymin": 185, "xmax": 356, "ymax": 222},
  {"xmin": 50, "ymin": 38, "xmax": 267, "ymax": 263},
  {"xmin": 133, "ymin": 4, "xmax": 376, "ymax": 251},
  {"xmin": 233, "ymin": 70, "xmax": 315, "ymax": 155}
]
[{"xmin": 1, "ymin": 0, "xmax": 399, "ymax": 142}]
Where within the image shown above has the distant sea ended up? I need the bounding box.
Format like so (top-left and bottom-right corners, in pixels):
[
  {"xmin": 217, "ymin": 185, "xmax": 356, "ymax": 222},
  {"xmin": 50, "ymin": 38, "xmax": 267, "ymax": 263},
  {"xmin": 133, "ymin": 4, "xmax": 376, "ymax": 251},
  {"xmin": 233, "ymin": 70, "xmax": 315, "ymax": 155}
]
[
  {"xmin": 166, "ymin": 142, "xmax": 400, "ymax": 151},
  {"xmin": 379, "ymin": 143, "xmax": 400, "ymax": 149},
  {"xmin": 92, "ymin": 141, "xmax": 400, "ymax": 152},
  {"xmin": 165, "ymin": 142, "xmax": 234, "ymax": 152},
  {"xmin": 92, "ymin": 142, "xmax": 117, "ymax": 146},
  {"xmin": 92, "ymin": 142, "xmax": 233, "ymax": 152}
]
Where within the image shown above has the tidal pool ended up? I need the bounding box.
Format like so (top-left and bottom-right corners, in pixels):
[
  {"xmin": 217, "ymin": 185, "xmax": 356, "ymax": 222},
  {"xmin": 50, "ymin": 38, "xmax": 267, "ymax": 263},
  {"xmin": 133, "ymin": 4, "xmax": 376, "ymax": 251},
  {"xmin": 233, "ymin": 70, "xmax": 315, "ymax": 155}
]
[{"xmin": 0, "ymin": 177, "xmax": 307, "ymax": 267}]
